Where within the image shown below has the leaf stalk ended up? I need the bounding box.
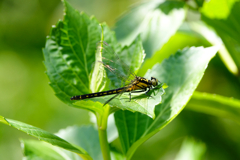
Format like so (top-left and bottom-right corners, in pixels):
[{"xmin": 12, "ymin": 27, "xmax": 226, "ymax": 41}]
[{"xmin": 97, "ymin": 105, "xmax": 111, "ymax": 160}]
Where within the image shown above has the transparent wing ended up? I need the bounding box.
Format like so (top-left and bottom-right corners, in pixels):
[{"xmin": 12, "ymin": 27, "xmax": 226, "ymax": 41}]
[{"xmin": 97, "ymin": 41, "xmax": 137, "ymax": 88}]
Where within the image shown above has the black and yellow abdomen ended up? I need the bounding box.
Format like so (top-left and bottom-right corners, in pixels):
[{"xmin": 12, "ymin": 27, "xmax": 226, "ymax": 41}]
[
  {"xmin": 70, "ymin": 87, "xmax": 125, "ymax": 100},
  {"xmin": 70, "ymin": 76, "xmax": 159, "ymax": 102}
]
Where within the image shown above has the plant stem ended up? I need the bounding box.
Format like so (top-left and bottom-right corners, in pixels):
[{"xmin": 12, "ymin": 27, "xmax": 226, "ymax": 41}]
[{"xmin": 97, "ymin": 105, "xmax": 111, "ymax": 160}]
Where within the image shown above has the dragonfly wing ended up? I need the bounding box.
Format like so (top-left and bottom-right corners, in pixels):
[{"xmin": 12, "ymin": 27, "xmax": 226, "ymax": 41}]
[{"xmin": 97, "ymin": 41, "xmax": 137, "ymax": 88}]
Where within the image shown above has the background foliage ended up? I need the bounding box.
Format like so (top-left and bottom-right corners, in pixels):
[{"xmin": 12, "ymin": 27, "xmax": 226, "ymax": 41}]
[{"xmin": 1, "ymin": 0, "xmax": 240, "ymax": 160}]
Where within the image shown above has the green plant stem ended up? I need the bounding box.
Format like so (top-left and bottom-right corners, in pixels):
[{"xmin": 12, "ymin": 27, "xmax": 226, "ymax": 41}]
[
  {"xmin": 97, "ymin": 105, "xmax": 111, "ymax": 160},
  {"xmin": 186, "ymin": 91, "xmax": 240, "ymax": 125}
]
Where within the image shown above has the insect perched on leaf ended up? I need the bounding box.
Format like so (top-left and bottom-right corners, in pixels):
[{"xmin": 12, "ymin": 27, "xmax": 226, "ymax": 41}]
[{"xmin": 71, "ymin": 41, "xmax": 162, "ymax": 106}]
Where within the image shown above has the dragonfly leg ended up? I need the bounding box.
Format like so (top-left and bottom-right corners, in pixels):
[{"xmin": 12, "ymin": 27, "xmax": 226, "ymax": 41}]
[
  {"xmin": 129, "ymin": 92, "xmax": 131, "ymax": 102},
  {"xmin": 103, "ymin": 93, "xmax": 119, "ymax": 106},
  {"xmin": 128, "ymin": 89, "xmax": 147, "ymax": 101},
  {"xmin": 145, "ymin": 88, "xmax": 153, "ymax": 98}
]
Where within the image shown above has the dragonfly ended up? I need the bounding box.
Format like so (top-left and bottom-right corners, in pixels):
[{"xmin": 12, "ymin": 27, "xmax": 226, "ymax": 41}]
[{"xmin": 70, "ymin": 41, "xmax": 161, "ymax": 106}]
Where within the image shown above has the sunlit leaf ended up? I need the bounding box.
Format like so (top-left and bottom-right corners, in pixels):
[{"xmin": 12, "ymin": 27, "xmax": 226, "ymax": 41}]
[
  {"xmin": 56, "ymin": 125, "xmax": 103, "ymax": 160},
  {"xmin": 43, "ymin": 0, "xmax": 118, "ymax": 115},
  {"xmin": 201, "ymin": 1, "xmax": 240, "ymax": 74},
  {"xmin": 71, "ymin": 35, "xmax": 164, "ymax": 118},
  {"xmin": 57, "ymin": 125, "xmax": 124, "ymax": 160},
  {"xmin": 189, "ymin": 21, "xmax": 238, "ymax": 75},
  {"xmin": 114, "ymin": 46, "xmax": 218, "ymax": 159},
  {"xmin": 174, "ymin": 137, "xmax": 206, "ymax": 160},
  {"xmin": 44, "ymin": 0, "xmax": 163, "ymax": 117},
  {"xmin": 201, "ymin": 0, "xmax": 237, "ymax": 19},
  {"xmin": 138, "ymin": 30, "xmax": 208, "ymax": 76},
  {"xmin": 21, "ymin": 140, "xmax": 67, "ymax": 160},
  {"xmin": 0, "ymin": 116, "xmax": 91, "ymax": 159},
  {"xmin": 114, "ymin": 0, "xmax": 186, "ymax": 58},
  {"xmin": 21, "ymin": 125, "xmax": 110, "ymax": 160},
  {"xmin": 111, "ymin": 150, "xmax": 125, "ymax": 160}
]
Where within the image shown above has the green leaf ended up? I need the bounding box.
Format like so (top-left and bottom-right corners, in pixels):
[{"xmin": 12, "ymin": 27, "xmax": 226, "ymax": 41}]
[
  {"xmin": 114, "ymin": 0, "xmax": 186, "ymax": 58},
  {"xmin": 114, "ymin": 46, "xmax": 218, "ymax": 159},
  {"xmin": 158, "ymin": 0, "xmax": 185, "ymax": 14},
  {"xmin": 201, "ymin": 0, "xmax": 237, "ymax": 19},
  {"xmin": 174, "ymin": 137, "xmax": 206, "ymax": 160},
  {"xmin": 21, "ymin": 139, "xmax": 67, "ymax": 160},
  {"xmin": 43, "ymin": 9, "xmax": 99, "ymax": 105},
  {"xmin": 99, "ymin": 35, "xmax": 145, "ymax": 89},
  {"xmin": 56, "ymin": 125, "xmax": 103, "ymax": 160},
  {"xmin": 90, "ymin": 35, "xmax": 108, "ymax": 93},
  {"xmin": 21, "ymin": 125, "xmax": 124, "ymax": 160},
  {"xmin": 138, "ymin": 30, "xmax": 208, "ymax": 76},
  {"xmin": 21, "ymin": 125, "xmax": 107, "ymax": 160},
  {"xmin": 73, "ymin": 36, "xmax": 164, "ymax": 118},
  {"xmin": 201, "ymin": 1, "xmax": 240, "ymax": 74},
  {"xmin": 110, "ymin": 151, "xmax": 125, "ymax": 160},
  {"xmin": 43, "ymin": 0, "xmax": 165, "ymax": 118},
  {"xmin": 0, "ymin": 116, "xmax": 91, "ymax": 159},
  {"xmin": 189, "ymin": 21, "xmax": 238, "ymax": 75},
  {"xmin": 186, "ymin": 91, "xmax": 240, "ymax": 125},
  {"xmin": 43, "ymin": 0, "xmax": 118, "ymax": 114},
  {"xmin": 91, "ymin": 83, "xmax": 164, "ymax": 119},
  {"xmin": 194, "ymin": 0, "xmax": 205, "ymax": 8}
]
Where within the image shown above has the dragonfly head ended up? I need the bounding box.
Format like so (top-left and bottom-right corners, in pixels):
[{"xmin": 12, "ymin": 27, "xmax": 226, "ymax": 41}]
[{"xmin": 151, "ymin": 77, "xmax": 159, "ymax": 86}]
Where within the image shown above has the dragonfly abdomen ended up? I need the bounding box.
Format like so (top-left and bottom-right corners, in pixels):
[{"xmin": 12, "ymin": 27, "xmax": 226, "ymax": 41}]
[{"xmin": 70, "ymin": 87, "xmax": 125, "ymax": 100}]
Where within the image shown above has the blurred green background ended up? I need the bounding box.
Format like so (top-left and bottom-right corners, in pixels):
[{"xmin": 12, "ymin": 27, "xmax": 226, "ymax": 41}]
[
  {"xmin": 0, "ymin": 0, "xmax": 138, "ymax": 159},
  {"xmin": 1, "ymin": 0, "xmax": 240, "ymax": 160}
]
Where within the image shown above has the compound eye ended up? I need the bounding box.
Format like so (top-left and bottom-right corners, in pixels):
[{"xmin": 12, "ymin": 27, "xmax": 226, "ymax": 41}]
[{"xmin": 151, "ymin": 77, "xmax": 158, "ymax": 86}]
